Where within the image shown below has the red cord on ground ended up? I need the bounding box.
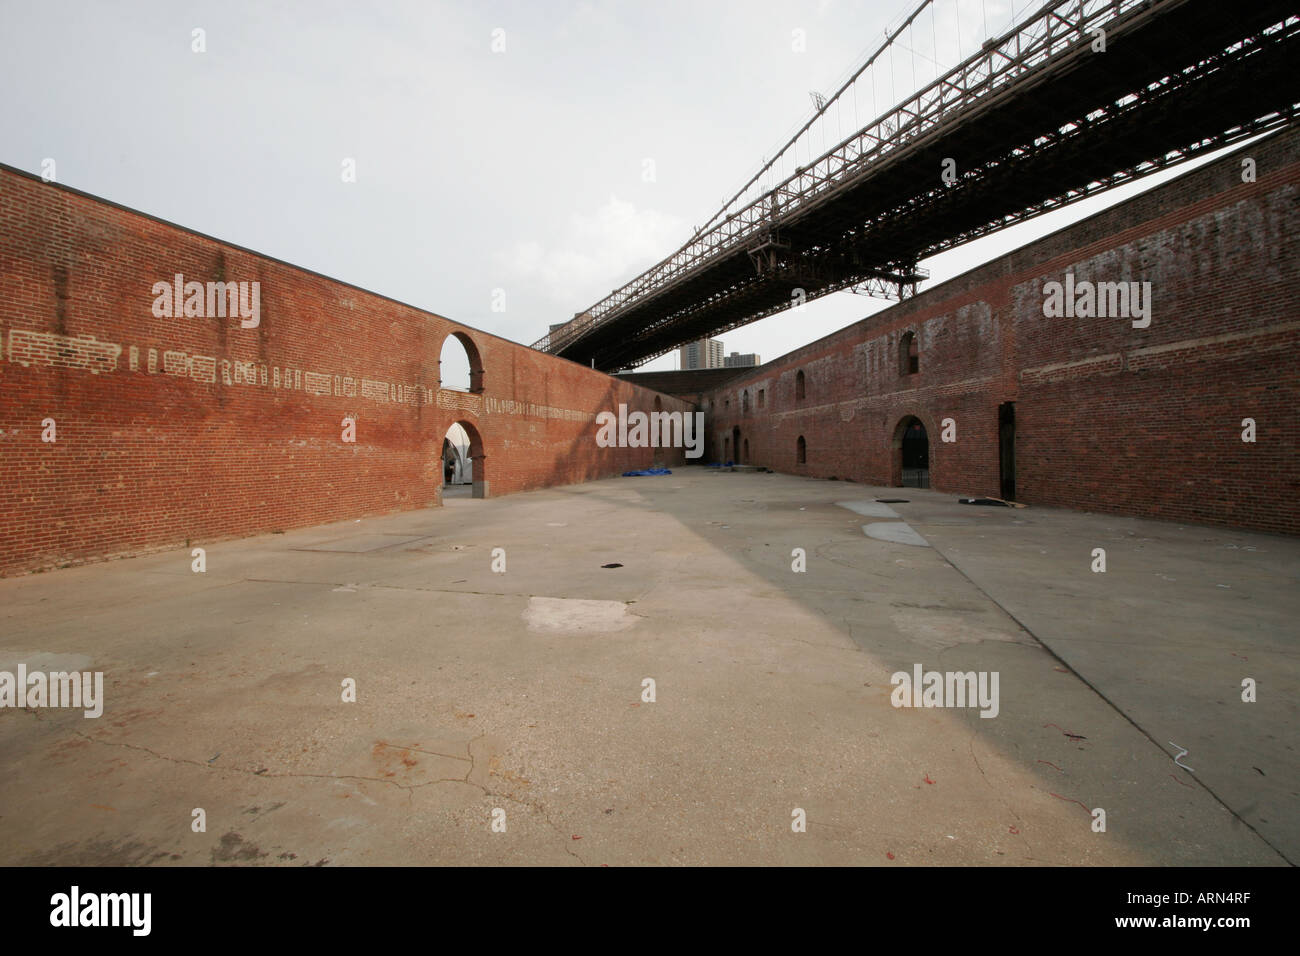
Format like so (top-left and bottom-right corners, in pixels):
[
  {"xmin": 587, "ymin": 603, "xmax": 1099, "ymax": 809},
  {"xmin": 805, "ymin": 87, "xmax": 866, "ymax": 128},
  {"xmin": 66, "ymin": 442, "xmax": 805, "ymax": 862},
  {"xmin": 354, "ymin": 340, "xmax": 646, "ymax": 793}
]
[{"xmin": 1048, "ymin": 792, "xmax": 1091, "ymax": 814}]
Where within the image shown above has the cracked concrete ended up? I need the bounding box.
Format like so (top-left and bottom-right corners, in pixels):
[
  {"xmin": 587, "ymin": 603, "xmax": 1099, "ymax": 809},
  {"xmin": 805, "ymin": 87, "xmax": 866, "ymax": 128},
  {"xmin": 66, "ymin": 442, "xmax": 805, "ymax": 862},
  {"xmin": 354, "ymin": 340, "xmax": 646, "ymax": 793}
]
[{"xmin": 0, "ymin": 469, "xmax": 1292, "ymax": 865}]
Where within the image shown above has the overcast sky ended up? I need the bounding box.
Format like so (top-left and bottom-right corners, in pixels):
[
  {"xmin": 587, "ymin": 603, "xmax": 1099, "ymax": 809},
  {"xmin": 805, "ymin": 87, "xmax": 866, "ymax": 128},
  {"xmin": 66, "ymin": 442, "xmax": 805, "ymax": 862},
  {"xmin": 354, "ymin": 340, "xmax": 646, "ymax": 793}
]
[{"xmin": 1, "ymin": 0, "xmax": 1230, "ymax": 373}]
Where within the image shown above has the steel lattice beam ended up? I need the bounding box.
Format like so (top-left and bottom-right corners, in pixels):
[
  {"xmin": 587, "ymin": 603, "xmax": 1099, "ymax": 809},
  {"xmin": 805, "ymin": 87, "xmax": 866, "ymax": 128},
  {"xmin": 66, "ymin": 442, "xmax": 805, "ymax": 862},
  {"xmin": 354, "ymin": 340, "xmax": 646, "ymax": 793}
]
[{"xmin": 534, "ymin": 0, "xmax": 1300, "ymax": 371}]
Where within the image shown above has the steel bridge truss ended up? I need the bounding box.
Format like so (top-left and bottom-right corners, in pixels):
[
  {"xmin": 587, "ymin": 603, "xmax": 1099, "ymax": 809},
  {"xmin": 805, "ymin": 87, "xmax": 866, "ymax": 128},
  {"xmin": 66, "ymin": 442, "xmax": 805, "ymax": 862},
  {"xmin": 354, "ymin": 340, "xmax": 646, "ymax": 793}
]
[{"xmin": 534, "ymin": 0, "xmax": 1300, "ymax": 370}]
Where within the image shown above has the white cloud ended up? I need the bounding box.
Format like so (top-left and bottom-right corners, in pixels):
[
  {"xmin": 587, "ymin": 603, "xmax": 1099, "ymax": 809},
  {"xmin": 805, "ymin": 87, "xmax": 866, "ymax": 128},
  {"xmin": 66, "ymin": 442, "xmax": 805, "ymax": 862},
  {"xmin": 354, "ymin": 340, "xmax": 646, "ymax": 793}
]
[{"xmin": 501, "ymin": 196, "xmax": 685, "ymax": 306}]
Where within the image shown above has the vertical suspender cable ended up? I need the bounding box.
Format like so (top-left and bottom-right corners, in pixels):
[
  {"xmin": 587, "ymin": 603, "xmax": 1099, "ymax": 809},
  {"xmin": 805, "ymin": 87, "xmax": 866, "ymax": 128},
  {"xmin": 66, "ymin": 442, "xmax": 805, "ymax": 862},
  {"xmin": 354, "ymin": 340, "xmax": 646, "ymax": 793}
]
[
  {"xmin": 956, "ymin": 0, "xmax": 962, "ymax": 62},
  {"xmin": 932, "ymin": 2, "xmax": 938, "ymax": 81},
  {"xmin": 910, "ymin": 21, "xmax": 917, "ymax": 94}
]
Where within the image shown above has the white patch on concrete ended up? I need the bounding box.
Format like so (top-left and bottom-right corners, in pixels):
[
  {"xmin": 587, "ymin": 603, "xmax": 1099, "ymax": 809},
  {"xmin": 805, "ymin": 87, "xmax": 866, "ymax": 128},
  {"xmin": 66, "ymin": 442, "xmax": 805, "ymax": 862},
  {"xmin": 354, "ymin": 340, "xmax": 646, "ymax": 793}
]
[
  {"xmin": 524, "ymin": 597, "xmax": 636, "ymax": 633},
  {"xmin": 889, "ymin": 610, "xmax": 1022, "ymax": 651},
  {"xmin": 0, "ymin": 650, "xmax": 94, "ymax": 673},
  {"xmin": 324, "ymin": 816, "xmax": 372, "ymax": 831},
  {"xmin": 863, "ymin": 522, "xmax": 930, "ymax": 547},
  {"xmin": 837, "ymin": 501, "xmax": 899, "ymax": 518}
]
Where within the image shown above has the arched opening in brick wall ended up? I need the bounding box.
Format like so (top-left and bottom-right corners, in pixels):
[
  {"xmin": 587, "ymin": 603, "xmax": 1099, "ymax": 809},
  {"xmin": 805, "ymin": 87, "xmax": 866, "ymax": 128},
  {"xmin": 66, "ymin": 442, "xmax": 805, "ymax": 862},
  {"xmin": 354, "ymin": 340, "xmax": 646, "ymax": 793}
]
[
  {"xmin": 891, "ymin": 415, "xmax": 930, "ymax": 488},
  {"xmin": 443, "ymin": 419, "xmax": 487, "ymax": 499},
  {"xmin": 797, "ymin": 435, "xmax": 806, "ymax": 464},
  {"xmin": 440, "ymin": 331, "xmax": 484, "ymax": 393},
  {"xmin": 795, "ymin": 370, "xmax": 806, "ymax": 400},
  {"xmin": 899, "ymin": 331, "xmax": 919, "ymax": 377},
  {"xmin": 731, "ymin": 426, "xmax": 740, "ymax": 464}
]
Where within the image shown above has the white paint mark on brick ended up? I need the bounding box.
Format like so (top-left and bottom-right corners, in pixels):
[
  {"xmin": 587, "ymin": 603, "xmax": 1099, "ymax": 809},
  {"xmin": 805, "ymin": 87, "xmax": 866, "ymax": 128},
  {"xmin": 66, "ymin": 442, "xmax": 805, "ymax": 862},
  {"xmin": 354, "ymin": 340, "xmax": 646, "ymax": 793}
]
[{"xmin": 8, "ymin": 330, "xmax": 120, "ymax": 374}]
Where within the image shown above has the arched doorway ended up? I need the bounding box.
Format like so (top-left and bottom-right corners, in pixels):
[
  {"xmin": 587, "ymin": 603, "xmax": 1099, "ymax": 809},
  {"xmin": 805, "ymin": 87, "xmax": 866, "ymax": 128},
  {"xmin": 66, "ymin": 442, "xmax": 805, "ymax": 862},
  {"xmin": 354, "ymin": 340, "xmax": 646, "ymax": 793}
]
[
  {"xmin": 731, "ymin": 426, "xmax": 740, "ymax": 464},
  {"xmin": 443, "ymin": 419, "xmax": 486, "ymax": 499},
  {"xmin": 442, "ymin": 424, "xmax": 470, "ymax": 490},
  {"xmin": 892, "ymin": 416, "xmax": 930, "ymax": 488}
]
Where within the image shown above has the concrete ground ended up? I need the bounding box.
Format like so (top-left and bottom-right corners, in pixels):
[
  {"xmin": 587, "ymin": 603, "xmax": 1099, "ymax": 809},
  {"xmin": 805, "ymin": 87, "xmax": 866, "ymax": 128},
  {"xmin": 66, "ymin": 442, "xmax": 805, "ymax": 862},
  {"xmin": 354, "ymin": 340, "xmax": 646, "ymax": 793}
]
[{"xmin": 0, "ymin": 468, "xmax": 1294, "ymax": 866}]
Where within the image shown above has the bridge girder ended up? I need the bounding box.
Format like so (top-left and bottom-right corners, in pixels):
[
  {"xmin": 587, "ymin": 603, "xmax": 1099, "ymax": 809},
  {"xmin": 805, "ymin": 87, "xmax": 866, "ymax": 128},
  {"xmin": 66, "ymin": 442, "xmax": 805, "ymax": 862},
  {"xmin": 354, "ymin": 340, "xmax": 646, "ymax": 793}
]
[{"xmin": 536, "ymin": 0, "xmax": 1300, "ymax": 372}]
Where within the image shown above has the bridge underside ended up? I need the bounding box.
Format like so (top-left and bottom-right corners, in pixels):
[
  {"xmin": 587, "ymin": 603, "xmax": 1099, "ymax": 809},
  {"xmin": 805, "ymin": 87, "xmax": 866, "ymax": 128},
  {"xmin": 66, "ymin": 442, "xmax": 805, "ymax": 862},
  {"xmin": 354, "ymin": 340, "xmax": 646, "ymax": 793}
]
[{"xmin": 555, "ymin": 0, "xmax": 1300, "ymax": 372}]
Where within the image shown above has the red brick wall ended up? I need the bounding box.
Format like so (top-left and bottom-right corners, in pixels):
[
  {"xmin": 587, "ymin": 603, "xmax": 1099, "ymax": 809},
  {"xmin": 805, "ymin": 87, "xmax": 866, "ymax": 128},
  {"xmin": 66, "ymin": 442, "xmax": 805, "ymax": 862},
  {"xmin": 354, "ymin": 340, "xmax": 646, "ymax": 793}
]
[
  {"xmin": 0, "ymin": 167, "xmax": 691, "ymax": 576},
  {"xmin": 706, "ymin": 127, "xmax": 1300, "ymax": 535}
]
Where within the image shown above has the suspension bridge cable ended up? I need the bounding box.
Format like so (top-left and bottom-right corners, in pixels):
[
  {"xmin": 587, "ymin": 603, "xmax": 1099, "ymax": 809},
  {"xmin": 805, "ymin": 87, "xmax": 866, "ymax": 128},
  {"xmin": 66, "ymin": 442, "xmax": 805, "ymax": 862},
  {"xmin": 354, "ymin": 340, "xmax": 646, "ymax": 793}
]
[{"xmin": 686, "ymin": 0, "xmax": 939, "ymax": 239}]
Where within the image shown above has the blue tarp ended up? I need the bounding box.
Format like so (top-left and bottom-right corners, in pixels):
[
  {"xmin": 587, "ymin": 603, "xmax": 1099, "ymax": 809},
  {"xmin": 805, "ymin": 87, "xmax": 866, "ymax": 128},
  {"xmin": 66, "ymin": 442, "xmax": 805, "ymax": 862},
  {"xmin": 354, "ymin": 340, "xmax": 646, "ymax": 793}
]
[{"xmin": 621, "ymin": 468, "xmax": 673, "ymax": 477}]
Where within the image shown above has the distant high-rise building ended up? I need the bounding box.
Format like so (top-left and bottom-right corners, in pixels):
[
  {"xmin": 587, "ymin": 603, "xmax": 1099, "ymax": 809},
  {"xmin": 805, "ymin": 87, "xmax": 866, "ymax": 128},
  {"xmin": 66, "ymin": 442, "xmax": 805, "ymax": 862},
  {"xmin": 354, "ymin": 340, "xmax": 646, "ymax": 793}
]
[
  {"xmin": 679, "ymin": 337, "xmax": 724, "ymax": 370},
  {"xmin": 724, "ymin": 351, "xmax": 761, "ymax": 368}
]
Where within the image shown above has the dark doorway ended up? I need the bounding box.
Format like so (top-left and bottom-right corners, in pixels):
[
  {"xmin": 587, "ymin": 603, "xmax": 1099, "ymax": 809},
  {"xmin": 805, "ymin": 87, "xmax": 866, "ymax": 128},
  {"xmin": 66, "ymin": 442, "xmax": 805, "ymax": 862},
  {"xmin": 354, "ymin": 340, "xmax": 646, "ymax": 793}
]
[
  {"xmin": 653, "ymin": 396, "xmax": 664, "ymax": 467},
  {"xmin": 900, "ymin": 418, "xmax": 929, "ymax": 488},
  {"xmin": 732, "ymin": 426, "xmax": 740, "ymax": 464},
  {"xmin": 900, "ymin": 331, "xmax": 919, "ymax": 376},
  {"xmin": 999, "ymin": 402, "xmax": 1016, "ymax": 501},
  {"xmin": 441, "ymin": 437, "xmax": 459, "ymax": 487}
]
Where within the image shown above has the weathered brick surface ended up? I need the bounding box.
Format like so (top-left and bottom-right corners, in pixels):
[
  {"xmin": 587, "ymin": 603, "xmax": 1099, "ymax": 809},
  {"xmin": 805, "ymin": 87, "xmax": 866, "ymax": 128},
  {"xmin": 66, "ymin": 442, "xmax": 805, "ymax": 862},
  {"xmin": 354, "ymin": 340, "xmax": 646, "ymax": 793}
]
[
  {"xmin": 0, "ymin": 167, "xmax": 689, "ymax": 576},
  {"xmin": 615, "ymin": 367, "xmax": 747, "ymax": 403},
  {"xmin": 704, "ymin": 127, "xmax": 1300, "ymax": 535},
  {"xmin": 3, "ymin": 124, "xmax": 1296, "ymax": 576}
]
